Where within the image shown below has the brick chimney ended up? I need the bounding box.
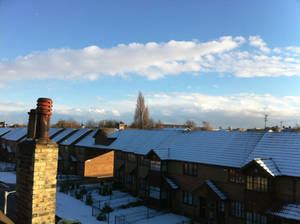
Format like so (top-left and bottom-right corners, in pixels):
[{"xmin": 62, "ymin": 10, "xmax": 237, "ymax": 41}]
[{"xmin": 16, "ymin": 98, "xmax": 58, "ymax": 224}]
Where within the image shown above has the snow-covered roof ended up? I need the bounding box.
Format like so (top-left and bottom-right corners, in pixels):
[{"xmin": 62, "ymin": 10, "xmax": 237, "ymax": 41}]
[
  {"xmin": 49, "ymin": 128, "xmax": 63, "ymax": 138},
  {"xmin": 60, "ymin": 128, "xmax": 91, "ymax": 146},
  {"xmin": 0, "ymin": 128, "xmax": 10, "ymax": 136},
  {"xmin": 245, "ymin": 132, "xmax": 300, "ymax": 178},
  {"xmin": 269, "ymin": 203, "xmax": 300, "ymax": 221},
  {"xmin": 75, "ymin": 129, "xmax": 98, "ymax": 148},
  {"xmin": 2, "ymin": 127, "xmax": 27, "ymax": 141},
  {"xmin": 75, "ymin": 129, "xmax": 300, "ymax": 178},
  {"xmin": 51, "ymin": 128, "xmax": 76, "ymax": 143},
  {"xmin": 95, "ymin": 130, "xmax": 264, "ymax": 168},
  {"xmin": 254, "ymin": 158, "xmax": 281, "ymax": 176},
  {"xmin": 205, "ymin": 180, "xmax": 227, "ymax": 200}
]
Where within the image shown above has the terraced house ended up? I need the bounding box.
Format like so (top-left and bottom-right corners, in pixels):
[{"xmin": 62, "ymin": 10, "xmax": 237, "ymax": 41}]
[
  {"xmin": 1, "ymin": 127, "xmax": 300, "ymax": 223},
  {"xmin": 77, "ymin": 129, "xmax": 300, "ymax": 224}
]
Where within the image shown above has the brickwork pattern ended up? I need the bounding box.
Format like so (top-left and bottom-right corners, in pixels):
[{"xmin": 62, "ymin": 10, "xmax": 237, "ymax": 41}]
[{"xmin": 16, "ymin": 140, "xmax": 58, "ymax": 224}]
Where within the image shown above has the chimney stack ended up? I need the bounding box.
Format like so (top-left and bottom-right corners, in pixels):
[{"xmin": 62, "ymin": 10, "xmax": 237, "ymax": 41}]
[{"xmin": 17, "ymin": 98, "xmax": 58, "ymax": 224}]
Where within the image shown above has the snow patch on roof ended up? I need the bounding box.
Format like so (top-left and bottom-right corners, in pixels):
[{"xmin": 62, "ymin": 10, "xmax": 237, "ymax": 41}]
[
  {"xmin": 2, "ymin": 127, "xmax": 27, "ymax": 141},
  {"xmin": 51, "ymin": 128, "xmax": 76, "ymax": 143},
  {"xmin": 61, "ymin": 129, "xmax": 91, "ymax": 146},
  {"xmin": 0, "ymin": 128, "xmax": 10, "ymax": 136},
  {"xmin": 49, "ymin": 128, "xmax": 63, "ymax": 138},
  {"xmin": 255, "ymin": 158, "xmax": 281, "ymax": 176}
]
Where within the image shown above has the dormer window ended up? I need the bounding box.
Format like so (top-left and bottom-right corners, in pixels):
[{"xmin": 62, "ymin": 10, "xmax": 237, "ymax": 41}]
[{"xmin": 246, "ymin": 176, "xmax": 268, "ymax": 192}]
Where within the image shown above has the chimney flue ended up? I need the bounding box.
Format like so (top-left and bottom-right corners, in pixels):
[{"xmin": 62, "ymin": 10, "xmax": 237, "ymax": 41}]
[
  {"xmin": 36, "ymin": 98, "xmax": 53, "ymax": 141},
  {"xmin": 27, "ymin": 109, "xmax": 37, "ymax": 138}
]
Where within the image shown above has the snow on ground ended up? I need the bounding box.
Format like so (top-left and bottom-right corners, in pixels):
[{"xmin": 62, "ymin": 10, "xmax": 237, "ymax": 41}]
[
  {"xmin": 0, "ymin": 172, "xmax": 16, "ymax": 184},
  {"xmin": 56, "ymin": 191, "xmax": 98, "ymax": 223},
  {"xmin": 138, "ymin": 213, "xmax": 190, "ymax": 224},
  {"xmin": 56, "ymin": 189, "xmax": 190, "ymax": 224}
]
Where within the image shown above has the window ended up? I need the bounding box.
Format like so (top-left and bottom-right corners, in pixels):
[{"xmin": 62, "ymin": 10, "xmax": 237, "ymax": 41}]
[
  {"xmin": 140, "ymin": 156, "xmax": 149, "ymax": 167},
  {"xmin": 217, "ymin": 200, "xmax": 225, "ymax": 213},
  {"xmin": 150, "ymin": 160, "xmax": 161, "ymax": 171},
  {"xmin": 231, "ymin": 201, "xmax": 244, "ymax": 218},
  {"xmin": 246, "ymin": 212, "xmax": 267, "ymax": 224},
  {"xmin": 116, "ymin": 169, "xmax": 124, "ymax": 182},
  {"xmin": 183, "ymin": 163, "xmax": 197, "ymax": 176},
  {"xmin": 116, "ymin": 151, "xmax": 124, "ymax": 160},
  {"xmin": 79, "ymin": 148, "xmax": 85, "ymax": 154},
  {"xmin": 246, "ymin": 176, "xmax": 268, "ymax": 192},
  {"xmin": 161, "ymin": 161, "xmax": 167, "ymax": 173},
  {"xmin": 128, "ymin": 153, "xmax": 136, "ymax": 162},
  {"xmin": 229, "ymin": 169, "xmax": 245, "ymax": 183},
  {"xmin": 127, "ymin": 174, "xmax": 136, "ymax": 185},
  {"xmin": 140, "ymin": 178, "xmax": 147, "ymax": 191},
  {"xmin": 183, "ymin": 191, "xmax": 194, "ymax": 205},
  {"xmin": 149, "ymin": 186, "xmax": 160, "ymax": 199}
]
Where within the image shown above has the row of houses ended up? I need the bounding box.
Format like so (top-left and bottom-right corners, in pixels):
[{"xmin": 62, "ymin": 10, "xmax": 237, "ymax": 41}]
[{"xmin": 0, "ymin": 127, "xmax": 300, "ymax": 223}]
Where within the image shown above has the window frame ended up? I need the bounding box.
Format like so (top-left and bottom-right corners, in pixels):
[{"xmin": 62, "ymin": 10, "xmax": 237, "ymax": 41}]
[
  {"xmin": 183, "ymin": 191, "xmax": 194, "ymax": 206},
  {"xmin": 246, "ymin": 176, "xmax": 268, "ymax": 192},
  {"xmin": 150, "ymin": 160, "xmax": 161, "ymax": 171},
  {"xmin": 183, "ymin": 162, "xmax": 198, "ymax": 176}
]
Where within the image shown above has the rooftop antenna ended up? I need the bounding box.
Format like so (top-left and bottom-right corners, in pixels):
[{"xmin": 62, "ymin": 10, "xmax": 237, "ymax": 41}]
[
  {"xmin": 280, "ymin": 121, "xmax": 283, "ymax": 128},
  {"xmin": 264, "ymin": 114, "xmax": 268, "ymax": 129}
]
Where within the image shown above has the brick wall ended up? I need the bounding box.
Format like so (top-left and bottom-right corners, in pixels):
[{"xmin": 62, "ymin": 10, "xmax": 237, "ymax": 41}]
[
  {"xmin": 84, "ymin": 150, "xmax": 114, "ymax": 177},
  {"xmin": 16, "ymin": 140, "xmax": 58, "ymax": 224}
]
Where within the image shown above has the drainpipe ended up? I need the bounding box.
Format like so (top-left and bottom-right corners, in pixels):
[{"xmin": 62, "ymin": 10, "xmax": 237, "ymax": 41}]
[{"xmin": 4, "ymin": 190, "xmax": 16, "ymax": 215}]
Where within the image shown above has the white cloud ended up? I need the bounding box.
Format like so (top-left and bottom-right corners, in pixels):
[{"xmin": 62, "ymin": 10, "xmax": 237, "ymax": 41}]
[
  {"xmin": 249, "ymin": 36, "xmax": 270, "ymax": 53},
  {"xmin": 1, "ymin": 35, "xmax": 299, "ymax": 85},
  {"xmin": 3, "ymin": 92, "xmax": 300, "ymax": 128}
]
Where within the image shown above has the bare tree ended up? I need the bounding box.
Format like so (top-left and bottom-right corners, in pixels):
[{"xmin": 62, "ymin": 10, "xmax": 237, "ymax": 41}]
[
  {"xmin": 98, "ymin": 120, "xmax": 118, "ymax": 128},
  {"xmin": 132, "ymin": 91, "xmax": 152, "ymax": 129},
  {"xmin": 201, "ymin": 121, "xmax": 213, "ymax": 131},
  {"xmin": 85, "ymin": 120, "xmax": 97, "ymax": 128},
  {"xmin": 52, "ymin": 119, "xmax": 80, "ymax": 128},
  {"xmin": 184, "ymin": 120, "xmax": 196, "ymax": 129}
]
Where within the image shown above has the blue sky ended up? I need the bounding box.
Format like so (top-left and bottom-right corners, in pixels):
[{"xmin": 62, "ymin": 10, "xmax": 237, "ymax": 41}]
[{"xmin": 0, "ymin": 0, "xmax": 300, "ymax": 128}]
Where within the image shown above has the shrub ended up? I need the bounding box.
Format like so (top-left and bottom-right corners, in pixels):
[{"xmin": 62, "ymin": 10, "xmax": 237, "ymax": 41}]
[
  {"xmin": 75, "ymin": 191, "xmax": 82, "ymax": 200},
  {"xmin": 80, "ymin": 186, "xmax": 87, "ymax": 195},
  {"xmin": 86, "ymin": 193, "xmax": 93, "ymax": 205},
  {"xmin": 97, "ymin": 212, "xmax": 106, "ymax": 221}
]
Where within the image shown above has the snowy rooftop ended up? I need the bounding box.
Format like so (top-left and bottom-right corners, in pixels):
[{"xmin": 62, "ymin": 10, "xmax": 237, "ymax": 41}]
[
  {"xmin": 2, "ymin": 127, "xmax": 27, "ymax": 141},
  {"xmin": 51, "ymin": 128, "xmax": 76, "ymax": 143},
  {"xmin": 79, "ymin": 129, "xmax": 300, "ymax": 178},
  {"xmin": 0, "ymin": 128, "xmax": 11, "ymax": 136},
  {"xmin": 245, "ymin": 132, "xmax": 300, "ymax": 177},
  {"xmin": 269, "ymin": 203, "xmax": 300, "ymax": 221},
  {"xmin": 49, "ymin": 128, "xmax": 63, "ymax": 138},
  {"xmin": 60, "ymin": 128, "xmax": 91, "ymax": 146}
]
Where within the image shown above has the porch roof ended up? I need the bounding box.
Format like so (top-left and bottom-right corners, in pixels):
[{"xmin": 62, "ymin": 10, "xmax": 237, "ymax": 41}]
[
  {"xmin": 269, "ymin": 203, "xmax": 300, "ymax": 221},
  {"xmin": 205, "ymin": 180, "xmax": 227, "ymax": 200}
]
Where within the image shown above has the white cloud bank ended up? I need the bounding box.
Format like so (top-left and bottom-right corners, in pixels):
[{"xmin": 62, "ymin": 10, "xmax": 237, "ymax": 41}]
[
  {"xmin": 2, "ymin": 92, "xmax": 300, "ymax": 128},
  {"xmin": 0, "ymin": 36, "xmax": 299, "ymax": 85}
]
